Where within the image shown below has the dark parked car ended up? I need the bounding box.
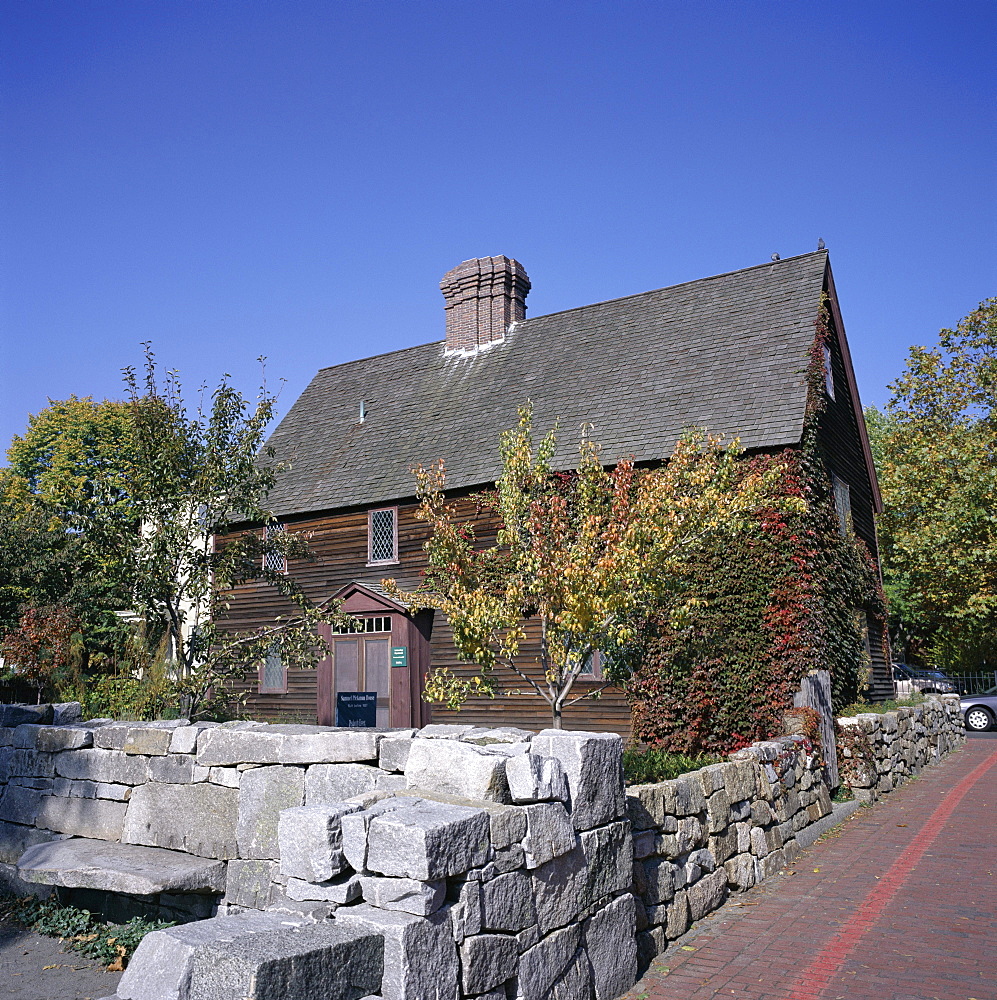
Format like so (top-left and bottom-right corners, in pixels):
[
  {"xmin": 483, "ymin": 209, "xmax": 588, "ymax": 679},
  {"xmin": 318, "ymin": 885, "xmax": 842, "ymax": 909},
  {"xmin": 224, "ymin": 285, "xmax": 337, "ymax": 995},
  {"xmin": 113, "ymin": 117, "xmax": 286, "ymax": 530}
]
[
  {"xmin": 892, "ymin": 663, "xmax": 957, "ymax": 697},
  {"xmin": 961, "ymin": 687, "xmax": 997, "ymax": 732}
]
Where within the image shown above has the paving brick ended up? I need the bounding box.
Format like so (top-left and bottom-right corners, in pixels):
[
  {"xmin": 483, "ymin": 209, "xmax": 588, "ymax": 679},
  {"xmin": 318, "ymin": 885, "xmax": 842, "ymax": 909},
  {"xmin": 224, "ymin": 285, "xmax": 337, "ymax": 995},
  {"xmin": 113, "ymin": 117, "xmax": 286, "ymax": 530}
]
[{"xmin": 621, "ymin": 737, "xmax": 997, "ymax": 1000}]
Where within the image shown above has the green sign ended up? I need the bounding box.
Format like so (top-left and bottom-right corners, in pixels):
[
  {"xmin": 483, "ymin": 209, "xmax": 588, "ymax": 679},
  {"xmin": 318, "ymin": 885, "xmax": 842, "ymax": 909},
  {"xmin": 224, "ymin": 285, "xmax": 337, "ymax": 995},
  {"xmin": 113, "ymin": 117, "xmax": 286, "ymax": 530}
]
[{"xmin": 391, "ymin": 646, "xmax": 408, "ymax": 668}]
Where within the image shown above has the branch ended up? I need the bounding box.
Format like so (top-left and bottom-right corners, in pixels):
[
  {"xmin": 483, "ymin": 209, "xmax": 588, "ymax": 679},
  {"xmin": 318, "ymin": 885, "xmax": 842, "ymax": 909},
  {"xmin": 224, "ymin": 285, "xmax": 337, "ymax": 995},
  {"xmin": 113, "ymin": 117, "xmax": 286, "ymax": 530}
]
[
  {"xmin": 496, "ymin": 654, "xmax": 552, "ymax": 705},
  {"xmin": 564, "ymin": 681, "xmax": 613, "ymax": 708}
]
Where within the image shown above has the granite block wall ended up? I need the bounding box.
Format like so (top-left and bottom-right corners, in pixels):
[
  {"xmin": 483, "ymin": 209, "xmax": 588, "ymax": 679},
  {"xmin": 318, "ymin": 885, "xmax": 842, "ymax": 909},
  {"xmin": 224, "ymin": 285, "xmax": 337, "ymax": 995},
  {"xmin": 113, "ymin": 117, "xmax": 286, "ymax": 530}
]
[
  {"xmin": 836, "ymin": 694, "xmax": 965, "ymax": 801},
  {"xmin": 0, "ymin": 695, "xmax": 967, "ymax": 1000}
]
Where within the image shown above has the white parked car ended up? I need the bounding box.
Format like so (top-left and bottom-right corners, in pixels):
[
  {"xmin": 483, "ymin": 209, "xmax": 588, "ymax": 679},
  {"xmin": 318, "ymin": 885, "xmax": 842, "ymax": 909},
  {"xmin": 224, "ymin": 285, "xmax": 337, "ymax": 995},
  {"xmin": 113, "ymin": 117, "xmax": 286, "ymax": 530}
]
[{"xmin": 892, "ymin": 663, "xmax": 957, "ymax": 697}]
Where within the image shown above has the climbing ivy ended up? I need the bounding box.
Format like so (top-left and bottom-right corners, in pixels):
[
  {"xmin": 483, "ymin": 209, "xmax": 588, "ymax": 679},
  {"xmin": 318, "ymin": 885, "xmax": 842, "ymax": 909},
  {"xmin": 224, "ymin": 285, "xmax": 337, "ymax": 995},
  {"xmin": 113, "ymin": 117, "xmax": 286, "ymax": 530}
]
[{"xmin": 627, "ymin": 300, "xmax": 886, "ymax": 753}]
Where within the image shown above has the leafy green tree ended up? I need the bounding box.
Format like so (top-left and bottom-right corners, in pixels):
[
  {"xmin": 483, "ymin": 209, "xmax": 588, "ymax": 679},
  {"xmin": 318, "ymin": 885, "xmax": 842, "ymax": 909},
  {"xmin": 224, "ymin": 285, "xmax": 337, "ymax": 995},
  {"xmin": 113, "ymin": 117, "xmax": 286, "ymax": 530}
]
[
  {"xmin": 387, "ymin": 405, "xmax": 796, "ymax": 728},
  {"xmin": 3, "ymin": 349, "xmax": 350, "ymax": 716},
  {"xmin": 4, "ymin": 396, "xmax": 138, "ymax": 534},
  {"xmin": 873, "ymin": 298, "xmax": 997, "ymax": 672},
  {"xmin": 1, "ymin": 396, "xmax": 141, "ymax": 639},
  {"xmin": 100, "ymin": 347, "xmax": 349, "ymax": 716}
]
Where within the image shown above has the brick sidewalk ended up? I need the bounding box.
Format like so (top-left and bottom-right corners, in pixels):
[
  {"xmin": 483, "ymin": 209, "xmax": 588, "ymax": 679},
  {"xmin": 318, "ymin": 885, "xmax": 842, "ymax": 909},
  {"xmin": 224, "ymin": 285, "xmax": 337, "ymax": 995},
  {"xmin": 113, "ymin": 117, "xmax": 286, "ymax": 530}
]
[{"xmin": 623, "ymin": 736, "xmax": 997, "ymax": 1000}]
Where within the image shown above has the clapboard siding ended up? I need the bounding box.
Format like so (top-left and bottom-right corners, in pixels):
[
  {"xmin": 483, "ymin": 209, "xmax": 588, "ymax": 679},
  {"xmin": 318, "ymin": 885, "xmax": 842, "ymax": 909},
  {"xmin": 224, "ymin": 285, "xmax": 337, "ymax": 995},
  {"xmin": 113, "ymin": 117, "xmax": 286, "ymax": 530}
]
[
  {"xmin": 217, "ymin": 497, "xmax": 635, "ymax": 734},
  {"xmin": 817, "ymin": 308, "xmax": 877, "ymax": 555},
  {"xmin": 428, "ymin": 615, "xmax": 633, "ymax": 737}
]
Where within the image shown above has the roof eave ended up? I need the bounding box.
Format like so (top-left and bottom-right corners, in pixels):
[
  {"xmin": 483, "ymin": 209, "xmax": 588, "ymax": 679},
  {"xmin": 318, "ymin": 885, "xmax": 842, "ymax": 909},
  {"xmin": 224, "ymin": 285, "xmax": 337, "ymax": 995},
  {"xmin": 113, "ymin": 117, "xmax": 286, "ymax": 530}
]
[{"xmin": 823, "ymin": 259, "xmax": 883, "ymax": 514}]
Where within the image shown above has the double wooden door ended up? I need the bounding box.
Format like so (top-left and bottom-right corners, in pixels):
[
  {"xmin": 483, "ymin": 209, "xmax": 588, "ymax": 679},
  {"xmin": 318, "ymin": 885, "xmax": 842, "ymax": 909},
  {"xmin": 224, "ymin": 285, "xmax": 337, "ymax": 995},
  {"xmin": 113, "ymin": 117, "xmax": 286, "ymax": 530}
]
[{"xmin": 331, "ymin": 635, "xmax": 391, "ymax": 728}]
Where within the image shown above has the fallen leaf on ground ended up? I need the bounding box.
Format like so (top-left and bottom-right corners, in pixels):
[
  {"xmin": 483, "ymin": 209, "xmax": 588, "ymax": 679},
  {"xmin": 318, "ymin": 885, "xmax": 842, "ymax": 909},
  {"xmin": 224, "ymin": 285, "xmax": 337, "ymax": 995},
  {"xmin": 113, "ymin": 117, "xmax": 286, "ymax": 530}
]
[
  {"xmin": 42, "ymin": 964, "xmax": 61, "ymax": 970},
  {"xmin": 681, "ymin": 945, "xmax": 696, "ymax": 951}
]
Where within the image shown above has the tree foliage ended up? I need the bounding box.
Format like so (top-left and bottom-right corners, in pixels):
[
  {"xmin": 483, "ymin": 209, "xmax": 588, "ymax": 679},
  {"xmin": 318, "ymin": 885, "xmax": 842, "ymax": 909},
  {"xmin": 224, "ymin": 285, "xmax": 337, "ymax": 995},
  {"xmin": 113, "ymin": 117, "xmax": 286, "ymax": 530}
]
[
  {"xmin": 871, "ymin": 297, "xmax": 997, "ymax": 671},
  {"xmin": 4, "ymin": 395, "xmax": 138, "ymax": 534},
  {"xmin": 0, "ymin": 605, "xmax": 82, "ymax": 703},
  {"xmin": 0, "ymin": 398, "xmax": 138, "ymax": 653},
  {"xmin": 100, "ymin": 347, "xmax": 349, "ymax": 716},
  {"xmin": 387, "ymin": 405, "xmax": 796, "ymax": 728},
  {"xmin": 2, "ymin": 348, "xmax": 350, "ymax": 715}
]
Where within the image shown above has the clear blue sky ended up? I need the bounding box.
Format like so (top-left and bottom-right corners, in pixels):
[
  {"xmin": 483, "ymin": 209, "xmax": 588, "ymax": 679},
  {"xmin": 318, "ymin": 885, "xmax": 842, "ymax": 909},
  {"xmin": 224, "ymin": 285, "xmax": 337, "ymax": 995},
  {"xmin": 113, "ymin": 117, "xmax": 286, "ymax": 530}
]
[{"xmin": 2, "ymin": 1, "xmax": 994, "ymax": 454}]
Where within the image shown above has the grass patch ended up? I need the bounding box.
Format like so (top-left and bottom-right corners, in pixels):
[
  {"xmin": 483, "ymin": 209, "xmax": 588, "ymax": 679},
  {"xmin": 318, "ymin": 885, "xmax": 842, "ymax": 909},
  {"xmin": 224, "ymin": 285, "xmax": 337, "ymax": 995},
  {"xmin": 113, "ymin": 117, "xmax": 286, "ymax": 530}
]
[
  {"xmin": 839, "ymin": 695, "xmax": 925, "ymax": 716},
  {"xmin": 623, "ymin": 745, "xmax": 723, "ymax": 785},
  {"xmin": 831, "ymin": 784, "xmax": 854, "ymax": 803},
  {"xmin": 0, "ymin": 892, "xmax": 174, "ymax": 971}
]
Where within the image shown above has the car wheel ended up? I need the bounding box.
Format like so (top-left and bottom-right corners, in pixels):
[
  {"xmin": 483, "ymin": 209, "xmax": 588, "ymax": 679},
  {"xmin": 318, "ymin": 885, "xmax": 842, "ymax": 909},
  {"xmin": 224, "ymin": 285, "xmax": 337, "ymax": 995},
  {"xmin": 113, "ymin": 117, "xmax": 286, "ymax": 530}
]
[{"xmin": 965, "ymin": 707, "xmax": 994, "ymax": 732}]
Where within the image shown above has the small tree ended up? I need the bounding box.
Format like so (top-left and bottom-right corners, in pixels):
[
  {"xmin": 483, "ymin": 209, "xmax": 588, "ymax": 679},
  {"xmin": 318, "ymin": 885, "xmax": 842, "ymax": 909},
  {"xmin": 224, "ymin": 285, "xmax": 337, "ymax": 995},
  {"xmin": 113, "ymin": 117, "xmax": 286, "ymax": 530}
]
[
  {"xmin": 386, "ymin": 405, "xmax": 796, "ymax": 728},
  {"xmin": 87, "ymin": 346, "xmax": 350, "ymax": 717},
  {"xmin": 0, "ymin": 605, "xmax": 82, "ymax": 703}
]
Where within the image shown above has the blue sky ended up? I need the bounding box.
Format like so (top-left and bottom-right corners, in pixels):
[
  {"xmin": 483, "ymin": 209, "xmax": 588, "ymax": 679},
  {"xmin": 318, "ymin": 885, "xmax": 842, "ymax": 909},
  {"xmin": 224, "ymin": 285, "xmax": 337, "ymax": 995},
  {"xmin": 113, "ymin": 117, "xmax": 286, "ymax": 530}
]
[{"xmin": 1, "ymin": 1, "xmax": 994, "ymax": 454}]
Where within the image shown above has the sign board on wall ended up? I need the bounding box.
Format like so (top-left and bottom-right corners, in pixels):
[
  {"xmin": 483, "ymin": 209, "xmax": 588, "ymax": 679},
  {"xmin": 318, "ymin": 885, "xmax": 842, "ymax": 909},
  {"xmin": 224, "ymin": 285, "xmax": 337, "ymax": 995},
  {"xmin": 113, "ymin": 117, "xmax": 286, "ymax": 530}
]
[
  {"xmin": 391, "ymin": 646, "xmax": 408, "ymax": 668},
  {"xmin": 335, "ymin": 692, "xmax": 377, "ymax": 728}
]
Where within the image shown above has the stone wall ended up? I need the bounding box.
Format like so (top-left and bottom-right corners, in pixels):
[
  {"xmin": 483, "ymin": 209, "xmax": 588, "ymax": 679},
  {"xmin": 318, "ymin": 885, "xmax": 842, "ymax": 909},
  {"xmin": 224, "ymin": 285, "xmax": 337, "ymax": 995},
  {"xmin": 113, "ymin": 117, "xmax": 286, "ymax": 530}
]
[
  {"xmin": 836, "ymin": 694, "xmax": 965, "ymax": 801},
  {"xmin": 627, "ymin": 733, "xmax": 832, "ymax": 968},
  {"xmin": 0, "ymin": 697, "xmax": 967, "ymax": 1000}
]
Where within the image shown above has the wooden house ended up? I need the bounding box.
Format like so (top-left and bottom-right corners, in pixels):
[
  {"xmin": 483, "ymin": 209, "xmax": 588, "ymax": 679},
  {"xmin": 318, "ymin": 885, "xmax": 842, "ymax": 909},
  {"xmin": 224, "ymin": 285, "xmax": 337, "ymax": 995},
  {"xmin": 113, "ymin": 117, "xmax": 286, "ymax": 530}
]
[{"xmin": 222, "ymin": 251, "xmax": 888, "ymax": 735}]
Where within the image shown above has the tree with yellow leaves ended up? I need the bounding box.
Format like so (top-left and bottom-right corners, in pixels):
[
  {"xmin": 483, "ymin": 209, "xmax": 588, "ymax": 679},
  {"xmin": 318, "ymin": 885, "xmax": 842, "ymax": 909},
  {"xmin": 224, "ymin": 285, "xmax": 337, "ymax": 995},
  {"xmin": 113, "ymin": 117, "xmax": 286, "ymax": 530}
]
[{"xmin": 386, "ymin": 405, "xmax": 798, "ymax": 728}]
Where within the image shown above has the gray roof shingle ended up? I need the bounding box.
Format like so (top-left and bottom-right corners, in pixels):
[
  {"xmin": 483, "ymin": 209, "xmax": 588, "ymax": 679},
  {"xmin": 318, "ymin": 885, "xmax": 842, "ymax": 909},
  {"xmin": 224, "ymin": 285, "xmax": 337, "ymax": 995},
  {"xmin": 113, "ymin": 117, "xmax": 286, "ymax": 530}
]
[{"xmin": 265, "ymin": 251, "xmax": 828, "ymax": 516}]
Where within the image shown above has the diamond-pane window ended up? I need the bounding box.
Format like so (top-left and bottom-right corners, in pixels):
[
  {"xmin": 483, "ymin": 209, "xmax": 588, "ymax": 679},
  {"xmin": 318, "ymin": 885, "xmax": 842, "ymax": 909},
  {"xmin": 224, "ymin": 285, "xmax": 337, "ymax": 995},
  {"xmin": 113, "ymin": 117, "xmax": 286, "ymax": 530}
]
[
  {"xmin": 369, "ymin": 508, "xmax": 397, "ymax": 564},
  {"xmin": 263, "ymin": 523, "xmax": 286, "ymax": 573},
  {"xmin": 261, "ymin": 647, "xmax": 285, "ymax": 692},
  {"xmin": 575, "ymin": 650, "xmax": 603, "ymax": 678}
]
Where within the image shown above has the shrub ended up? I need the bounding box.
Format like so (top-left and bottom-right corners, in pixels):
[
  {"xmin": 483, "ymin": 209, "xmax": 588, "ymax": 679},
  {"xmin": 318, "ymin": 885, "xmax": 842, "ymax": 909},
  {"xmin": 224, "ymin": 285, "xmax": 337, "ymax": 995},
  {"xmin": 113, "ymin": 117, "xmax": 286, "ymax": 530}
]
[
  {"xmin": 622, "ymin": 745, "xmax": 722, "ymax": 785},
  {"xmin": 838, "ymin": 694, "xmax": 925, "ymax": 716}
]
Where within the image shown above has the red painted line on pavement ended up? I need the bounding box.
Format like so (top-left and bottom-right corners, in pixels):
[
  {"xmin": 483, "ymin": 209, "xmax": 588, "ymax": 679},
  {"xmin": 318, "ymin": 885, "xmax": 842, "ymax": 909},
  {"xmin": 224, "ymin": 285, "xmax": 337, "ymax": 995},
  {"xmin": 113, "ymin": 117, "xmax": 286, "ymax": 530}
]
[{"xmin": 789, "ymin": 743, "xmax": 997, "ymax": 999}]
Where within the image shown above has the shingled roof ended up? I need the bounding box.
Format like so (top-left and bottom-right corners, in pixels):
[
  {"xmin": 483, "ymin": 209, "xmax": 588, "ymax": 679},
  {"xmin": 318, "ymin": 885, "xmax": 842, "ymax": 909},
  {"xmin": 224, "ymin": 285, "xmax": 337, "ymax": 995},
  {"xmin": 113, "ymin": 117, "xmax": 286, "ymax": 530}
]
[{"xmin": 264, "ymin": 250, "xmax": 831, "ymax": 517}]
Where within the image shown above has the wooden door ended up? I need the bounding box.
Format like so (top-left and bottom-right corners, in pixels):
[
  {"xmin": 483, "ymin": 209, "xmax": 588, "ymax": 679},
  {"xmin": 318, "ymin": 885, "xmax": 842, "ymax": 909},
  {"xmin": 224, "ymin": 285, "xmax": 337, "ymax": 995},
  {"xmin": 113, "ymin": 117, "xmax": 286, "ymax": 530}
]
[
  {"xmin": 363, "ymin": 638, "xmax": 390, "ymax": 728},
  {"xmin": 331, "ymin": 635, "xmax": 391, "ymax": 728}
]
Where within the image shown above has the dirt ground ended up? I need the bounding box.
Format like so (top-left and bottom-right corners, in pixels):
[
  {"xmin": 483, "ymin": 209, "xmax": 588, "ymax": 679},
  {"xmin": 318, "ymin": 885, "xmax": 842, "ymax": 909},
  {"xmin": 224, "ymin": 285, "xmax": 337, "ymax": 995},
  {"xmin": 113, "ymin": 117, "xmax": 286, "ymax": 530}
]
[{"xmin": 0, "ymin": 918, "xmax": 123, "ymax": 1000}]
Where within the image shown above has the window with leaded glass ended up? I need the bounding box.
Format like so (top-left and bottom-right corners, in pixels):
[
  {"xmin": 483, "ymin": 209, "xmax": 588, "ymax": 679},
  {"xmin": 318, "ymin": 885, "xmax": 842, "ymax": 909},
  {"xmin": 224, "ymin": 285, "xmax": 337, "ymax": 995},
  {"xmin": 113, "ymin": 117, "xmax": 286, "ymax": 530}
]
[
  {"xmin": 368, "ymin": 508, "xmax": 397, "ymax": 564},
  {"xmin": 260, "ymin": 647, "xmax": 285, "ymax": 693},
  {"xmin": 263, "ymin": 522, "xmax": 287, "ymax": 573},
  {"xmin": 574, "ymin": 649, "xmax": 603, "ymax": 679}
]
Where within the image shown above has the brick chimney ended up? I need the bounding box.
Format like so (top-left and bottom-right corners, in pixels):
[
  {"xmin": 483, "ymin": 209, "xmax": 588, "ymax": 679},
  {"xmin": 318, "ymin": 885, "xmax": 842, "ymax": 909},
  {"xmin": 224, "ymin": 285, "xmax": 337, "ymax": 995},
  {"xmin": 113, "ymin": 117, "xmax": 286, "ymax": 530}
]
[{"xmin": 440, "ymin": 256, "xmax": 531, "ymax": 355}]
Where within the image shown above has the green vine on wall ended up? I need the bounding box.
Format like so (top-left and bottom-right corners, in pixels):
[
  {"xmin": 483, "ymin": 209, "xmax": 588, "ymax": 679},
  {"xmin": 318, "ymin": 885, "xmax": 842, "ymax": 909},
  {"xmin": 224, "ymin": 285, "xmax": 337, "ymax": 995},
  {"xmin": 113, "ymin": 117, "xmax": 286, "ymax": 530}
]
[{"xmin": 627, "ymin": 298, "xmax": 886, "ymax": 753}]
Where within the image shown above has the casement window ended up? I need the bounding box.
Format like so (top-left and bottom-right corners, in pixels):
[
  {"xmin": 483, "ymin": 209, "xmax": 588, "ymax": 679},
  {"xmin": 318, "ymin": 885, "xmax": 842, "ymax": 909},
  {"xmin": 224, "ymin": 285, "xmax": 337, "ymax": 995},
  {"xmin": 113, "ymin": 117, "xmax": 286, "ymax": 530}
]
[
  {"xmin": 259, "ymin": 646, "xmax": 287, "ymax": 694},
  {"xmin": 831, "ymin": 474, "xmax": 851, "ymax": 537},
  {"xmin": 575, "ymin": 649, "xmax": 604, "ymax": 681},
  {"xmin": 368, "ymin": 508, "xmax": 398, "ymax": 565},
  {"xmin": 823, "ymin": 343, "xmax": 835, "ymax": 400},
  {"xmin": 263, "ymin": 522, "xmax": 287, "ymax": 573}
]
